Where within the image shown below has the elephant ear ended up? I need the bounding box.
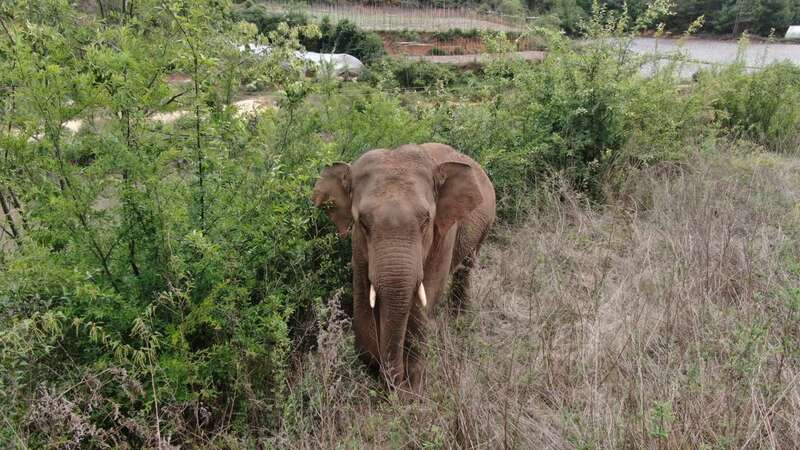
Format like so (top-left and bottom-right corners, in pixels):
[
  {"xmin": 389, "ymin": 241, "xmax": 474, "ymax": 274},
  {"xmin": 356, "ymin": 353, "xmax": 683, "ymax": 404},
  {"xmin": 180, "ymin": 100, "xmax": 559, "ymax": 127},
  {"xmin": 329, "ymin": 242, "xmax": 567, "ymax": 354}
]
[
  {"xmin": 434, "ymin": 161, "xmax": 483, "ymax": 235},
  {"xmin": 312, "ymin": 162, "xmax": 353, "ymax": 238}
]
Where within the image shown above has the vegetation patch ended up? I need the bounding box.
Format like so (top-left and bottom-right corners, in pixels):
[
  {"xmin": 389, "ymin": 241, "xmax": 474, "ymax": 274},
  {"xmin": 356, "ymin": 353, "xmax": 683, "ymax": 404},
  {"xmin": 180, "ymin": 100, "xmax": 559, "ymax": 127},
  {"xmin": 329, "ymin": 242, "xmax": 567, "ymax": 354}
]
[
  {"xmin": 234, "ymin": 2, "xmax": 386, "ymax": 63},
  {"xmin": 0, "ymin": 0, "xmax": 799, "ymax": 447}
]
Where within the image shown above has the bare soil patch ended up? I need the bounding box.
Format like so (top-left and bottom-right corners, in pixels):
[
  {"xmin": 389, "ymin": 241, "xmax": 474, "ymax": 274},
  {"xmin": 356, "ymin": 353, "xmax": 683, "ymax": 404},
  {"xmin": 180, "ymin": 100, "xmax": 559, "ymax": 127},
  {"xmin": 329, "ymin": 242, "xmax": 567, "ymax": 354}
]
[
  {"xmin": 379, "ymin": 31, "xmax": 545, "ymax": 57},
  {"xmin": 411, "ymin": 50, "xmax": 545, "ymax": 66}
]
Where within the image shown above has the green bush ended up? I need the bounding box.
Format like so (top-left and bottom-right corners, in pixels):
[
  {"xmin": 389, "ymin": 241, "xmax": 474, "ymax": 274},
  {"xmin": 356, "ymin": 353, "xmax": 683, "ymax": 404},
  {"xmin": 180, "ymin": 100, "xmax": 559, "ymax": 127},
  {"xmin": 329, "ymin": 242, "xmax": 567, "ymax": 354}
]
[
  {"xmin": 550, "ymin": 0, "xmax": 588, "ymax": 35},
  {"xmin": 499, "ymin": 0, "xmax": 527, "ymax": 15},
  {"xmin": 233, "ymin": 6, "xmax": 385, "ymax": 64},
  {"xmin": 233, "ymin": 3, "xmax": 310, "ymax": 34},
  {"xmin": 432, "ymin": 28, "xmax": 481, "ymax": 41},
  {"xmin": 430, "ymin": 21, "xmax": 706, "ymax": 214},
  {"xmin": 391, "ymin": 59, "xmax": 460, "ymax": 89},
  {"xmin": 394, "ymin": 28, "xmax": 423, "ymax": 41},
  {"xmin": 701, "ymin": 61, "xmax": 800, "ymax": 152},
  {"xmin": 362, "ymin": 58, "xmax": 464, "ymax": 90},
  {"xmin": 0, "ymin": 2, "xmax": 348, "ymax": 444},
  {"xmin": 2, "ymin": 0, "xmax": 800, "ymax": 447},
  {"xmin": 311, "ymin": 17, "xmax": 386, "ymax": 64}
]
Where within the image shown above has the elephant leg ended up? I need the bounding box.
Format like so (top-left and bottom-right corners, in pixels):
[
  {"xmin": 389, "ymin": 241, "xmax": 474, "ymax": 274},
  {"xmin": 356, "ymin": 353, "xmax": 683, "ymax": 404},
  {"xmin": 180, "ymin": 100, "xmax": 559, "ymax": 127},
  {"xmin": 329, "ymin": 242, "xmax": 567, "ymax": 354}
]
[
  {"xmin": 353, "ymin": 301, "xmax": 380, "ymax": 368},
  {"xmin": 352, "ymin": 262, "xmax": 380, "ymax": 367},
  {"xmin": 401, "ymin": 254, "xmax": 449, "ymax": 395},
  {"xmin": 404, "ymin": 305, "xmax": 428, "ymax": 395},
  {"xmin": 449, "ymin": 251, "xmax": 476, "ymax": 314}
]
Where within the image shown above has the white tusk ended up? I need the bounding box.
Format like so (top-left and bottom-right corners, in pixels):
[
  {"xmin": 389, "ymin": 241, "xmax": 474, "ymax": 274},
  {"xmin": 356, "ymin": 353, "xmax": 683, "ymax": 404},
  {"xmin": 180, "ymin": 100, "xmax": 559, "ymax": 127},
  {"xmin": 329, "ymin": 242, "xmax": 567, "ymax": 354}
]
[
  {"xmin": 369, "ymin": 284, "xmax": 376, "ymax": 309},
  {"xmin": 418, "ymin": 283, "xmax": 427, "ymax": 307}
]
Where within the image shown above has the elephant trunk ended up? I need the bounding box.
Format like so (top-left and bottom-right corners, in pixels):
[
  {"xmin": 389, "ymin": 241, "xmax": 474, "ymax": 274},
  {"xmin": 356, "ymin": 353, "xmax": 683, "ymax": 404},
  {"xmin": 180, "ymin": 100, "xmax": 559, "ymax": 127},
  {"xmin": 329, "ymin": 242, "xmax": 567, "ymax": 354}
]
[{"xmin": 370, "ymin": 240, "xmax": 421, "ymax": 387}]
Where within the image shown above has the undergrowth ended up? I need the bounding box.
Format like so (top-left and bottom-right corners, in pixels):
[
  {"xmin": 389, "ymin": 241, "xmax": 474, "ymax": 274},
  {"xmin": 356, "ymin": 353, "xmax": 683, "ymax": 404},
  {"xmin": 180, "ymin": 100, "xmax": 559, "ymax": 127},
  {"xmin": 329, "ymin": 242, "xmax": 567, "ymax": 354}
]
[
  {"xmin": 273, "ymin": 147, "xmax": 800, "ymax": 449},
  {"xmin": 0, "ymin": 0, "xmax": 799, "ymax": 447}
]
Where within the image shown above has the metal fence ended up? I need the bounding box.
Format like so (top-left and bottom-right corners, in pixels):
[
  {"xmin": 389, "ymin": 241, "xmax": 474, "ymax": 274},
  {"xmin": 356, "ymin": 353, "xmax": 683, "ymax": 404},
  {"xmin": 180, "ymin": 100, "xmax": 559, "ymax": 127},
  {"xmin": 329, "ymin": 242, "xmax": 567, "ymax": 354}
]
[{"xmin": 261, "ymin": 1, "xmax": 531, "ymax": 32}]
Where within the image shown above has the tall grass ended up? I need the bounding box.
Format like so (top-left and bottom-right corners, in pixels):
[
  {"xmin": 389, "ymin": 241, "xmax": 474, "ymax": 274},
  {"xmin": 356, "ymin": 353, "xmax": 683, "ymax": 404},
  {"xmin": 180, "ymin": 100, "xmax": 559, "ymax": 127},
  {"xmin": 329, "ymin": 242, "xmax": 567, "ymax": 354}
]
[{"xmin": 272, "ymin": 147, "xmax": 800, "ymax": 448}]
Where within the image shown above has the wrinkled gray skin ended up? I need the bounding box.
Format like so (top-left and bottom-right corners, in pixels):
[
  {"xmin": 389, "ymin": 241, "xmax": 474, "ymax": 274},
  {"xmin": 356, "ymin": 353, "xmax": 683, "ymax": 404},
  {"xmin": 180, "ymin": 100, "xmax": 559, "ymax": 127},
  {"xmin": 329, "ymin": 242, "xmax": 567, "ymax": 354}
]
[{"xmin": 312, "ymin": 143, "xmax": 495, "ymax": 393}]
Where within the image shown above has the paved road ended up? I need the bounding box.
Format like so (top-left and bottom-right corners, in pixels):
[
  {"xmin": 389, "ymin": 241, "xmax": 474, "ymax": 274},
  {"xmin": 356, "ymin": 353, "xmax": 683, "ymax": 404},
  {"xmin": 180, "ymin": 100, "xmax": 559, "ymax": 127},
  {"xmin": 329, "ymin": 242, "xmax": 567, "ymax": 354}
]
[
  {"xmin": 416, "ymin": 37, "xmax": 798, "ymax": 76},
  {"xmin": 629, "ymin": 37, "xmax": 800, "ymax": 77},
  {"xmin": 630, "ymin": 37, "xmax": 800, "ymax": 67}
]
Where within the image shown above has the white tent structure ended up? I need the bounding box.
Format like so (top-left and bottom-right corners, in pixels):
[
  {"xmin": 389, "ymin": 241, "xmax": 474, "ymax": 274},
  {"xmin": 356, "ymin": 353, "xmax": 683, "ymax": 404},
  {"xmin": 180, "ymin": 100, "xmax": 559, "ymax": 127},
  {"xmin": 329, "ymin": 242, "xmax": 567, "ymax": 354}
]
[
  {"xmin": 241, "ymin": 44, "xmax": 365, "ymax": 78},
  {"xmin": 786, "ymin": 26, "xmax": 800, "ymax": 39}
]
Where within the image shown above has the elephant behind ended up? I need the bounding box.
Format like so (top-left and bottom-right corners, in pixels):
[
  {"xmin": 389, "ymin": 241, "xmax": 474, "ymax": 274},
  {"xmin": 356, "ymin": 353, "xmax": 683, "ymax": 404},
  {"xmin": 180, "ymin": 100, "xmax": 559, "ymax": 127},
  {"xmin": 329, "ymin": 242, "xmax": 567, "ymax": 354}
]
[{"xmin": 312, "ymin": 143, "xmax": 495, "ymax": 393}]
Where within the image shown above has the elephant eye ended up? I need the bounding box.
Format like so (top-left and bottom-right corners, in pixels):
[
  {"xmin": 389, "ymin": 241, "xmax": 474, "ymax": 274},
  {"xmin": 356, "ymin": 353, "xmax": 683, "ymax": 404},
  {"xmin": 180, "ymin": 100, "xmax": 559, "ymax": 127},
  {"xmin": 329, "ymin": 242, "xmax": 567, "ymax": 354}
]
[{"xmin": 419, "ymin": 214, "xmax": 431, "ymax": 229}]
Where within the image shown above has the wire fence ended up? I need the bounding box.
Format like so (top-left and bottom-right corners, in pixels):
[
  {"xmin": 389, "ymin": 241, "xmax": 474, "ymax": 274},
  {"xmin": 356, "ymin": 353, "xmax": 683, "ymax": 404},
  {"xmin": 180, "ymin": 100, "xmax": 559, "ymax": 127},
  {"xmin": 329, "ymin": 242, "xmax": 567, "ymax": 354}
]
[{"xmin": 261, "ymin": 1, "xmax": 533, "ymax": 32}]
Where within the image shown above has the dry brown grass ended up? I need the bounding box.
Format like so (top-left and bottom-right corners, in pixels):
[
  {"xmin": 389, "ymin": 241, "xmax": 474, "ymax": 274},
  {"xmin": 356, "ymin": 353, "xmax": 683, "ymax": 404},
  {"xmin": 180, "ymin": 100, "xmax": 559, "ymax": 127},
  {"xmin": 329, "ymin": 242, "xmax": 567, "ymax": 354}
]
[{"xmin": 269, "ymin": 149, "xmax": 800, "ymax": 449}]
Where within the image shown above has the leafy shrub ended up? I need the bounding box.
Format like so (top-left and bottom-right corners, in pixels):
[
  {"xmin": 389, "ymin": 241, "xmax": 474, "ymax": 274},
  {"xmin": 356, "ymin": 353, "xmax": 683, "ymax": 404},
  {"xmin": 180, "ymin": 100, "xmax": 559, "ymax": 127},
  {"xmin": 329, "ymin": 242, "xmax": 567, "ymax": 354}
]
[
  {"xmin": 0, "ymin": 2, "xmax": 347, "ymax": 445},
  {"xmin": 311, "ymin": 17, "xmax": 386, "ymax": 64},
  {"xmin": 475, "ymin": 0, "xmax": 528, "ymax": 15},
  {"xmin": 233, "ymin": 3, "xmax": 309, "ymax": 35},
  {"xmin": 701, "ymin": 60, "xmax": 800, "ymax": 152},
  {"xmin": 550, "ymin": 0, "xmax": 588, "ymax": 35},
  {"xmin": 429, "ymin": 12, "xmax": 706, "ymax": 214},
  {"xmin": 3, "ymin": 0, "xmax": 800, "ymax": 447},
  {"xmin": 361, "ymin": 58, "xmax": 464, "ymax": 90},
  {"xmin": 432, "ymin": 28, "xmax": 481, "ymax": 41},
  {"xmin": 389, "ymin": 59, "xmax": 460, "ymax": 89},
  {"xmin": 499, "ymin": 0, "xmax": 527, "ymax": 15},
  {"xmin": 233, "ymin": 5, "xmax": 385, "ymax": 64},
  {"xmin": 392, "ymin": 28, "xmax": 423, "ymax": 41}
]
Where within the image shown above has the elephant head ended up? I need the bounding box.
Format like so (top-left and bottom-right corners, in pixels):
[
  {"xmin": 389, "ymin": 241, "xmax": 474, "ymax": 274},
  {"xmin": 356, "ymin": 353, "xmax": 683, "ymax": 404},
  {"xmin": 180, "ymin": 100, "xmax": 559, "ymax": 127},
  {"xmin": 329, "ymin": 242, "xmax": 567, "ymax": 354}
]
[{"xmin": 311, "ymin": 147, "xmax": 484, "ymax": 387}]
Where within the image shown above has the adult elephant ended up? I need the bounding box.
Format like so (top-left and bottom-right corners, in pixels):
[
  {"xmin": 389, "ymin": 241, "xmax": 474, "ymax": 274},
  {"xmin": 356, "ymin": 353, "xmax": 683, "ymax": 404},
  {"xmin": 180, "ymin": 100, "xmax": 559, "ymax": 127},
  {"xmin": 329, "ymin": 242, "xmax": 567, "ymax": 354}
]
[{"xmin": 312, "ymin": 143, "xmax": 495, "ymax": 393}]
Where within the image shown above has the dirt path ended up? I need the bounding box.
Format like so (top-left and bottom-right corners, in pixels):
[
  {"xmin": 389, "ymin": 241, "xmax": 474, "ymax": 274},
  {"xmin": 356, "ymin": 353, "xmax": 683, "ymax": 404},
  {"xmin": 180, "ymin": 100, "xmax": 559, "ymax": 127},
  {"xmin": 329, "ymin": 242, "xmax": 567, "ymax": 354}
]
[
  {"xmin": 59, "ymin": 94, "xmax": 277, "ymax": 136},
  {"xmin": 413, "ymin": 37, "xmax": 800, "ymax": 72},
  {"xmin": 1, "ymin": 93, "xmax": 279, "ymax": 249},
  {"xmin": 412, "ymin": 50, "xmax": 546, "ymax": 66}
]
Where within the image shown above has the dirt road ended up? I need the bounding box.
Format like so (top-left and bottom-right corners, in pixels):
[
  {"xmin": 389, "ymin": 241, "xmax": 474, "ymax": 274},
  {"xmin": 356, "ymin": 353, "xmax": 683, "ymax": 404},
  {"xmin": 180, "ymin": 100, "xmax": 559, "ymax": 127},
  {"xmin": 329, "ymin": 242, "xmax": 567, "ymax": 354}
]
[
  {"xmin": 413, "ymin": 50, "xmax": 545, "ymax": 66},
  {"xmin": 631, "ymin": 36, "xmax": 800, "ymax": 77},
  {"xmin": 59, "ymin": 94, "xmax": 277, "ymax": 136}
]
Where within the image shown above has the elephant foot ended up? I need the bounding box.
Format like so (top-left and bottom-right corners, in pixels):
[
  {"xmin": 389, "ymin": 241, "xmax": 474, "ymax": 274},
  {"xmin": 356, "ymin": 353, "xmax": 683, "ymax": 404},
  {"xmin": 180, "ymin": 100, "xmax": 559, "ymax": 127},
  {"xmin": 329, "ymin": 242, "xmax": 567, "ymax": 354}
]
[
  {"xmin": 378, "ymin": 361, "xmax": 425, "ymax": 400},
  {"xmin": 407, "ymin": 359, "xmax": 425, "ymax": 397},
  {"xmin": 357, "ymin": 348, "xmax": 381, "ymax": 370},
  {"xmin": 391, "ymin": 379, "xmax": 423, "ymax": 402},
  {"xmin": 380, "ymin": 361, "xmax": 406, "ymax": 389}
]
